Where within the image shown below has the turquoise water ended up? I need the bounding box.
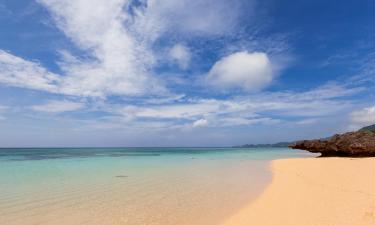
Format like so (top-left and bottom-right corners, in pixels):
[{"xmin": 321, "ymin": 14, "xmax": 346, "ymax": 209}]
[
  {"xmin": 0, "ymin": 147, "xmax": 312, "ymax": 161},
  {"xmin": 0, "ymin": 148, "xmax": 315, "ymax": 225}
]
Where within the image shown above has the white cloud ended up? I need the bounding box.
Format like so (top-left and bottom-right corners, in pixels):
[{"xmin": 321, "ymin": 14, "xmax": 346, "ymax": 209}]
[
  {"xmin": 134, "ymin": 0, "xmax": 249, "ymax": 37},
  {"xmin": 169, "ymin": 44, "xmax": 191, "ymax": 69},
  {"xmin": 205, "ymin": 52, "xmax": 274, "ymax": 92},
  {"xmin": 31, "ymin": 100, "xmax": 85, "ymax": 113},
  {"xmin": 0, "ymin": 0, "xmax": 255, "ymax": 98},
  {"xmin": 0, "ymin": 50, "xmax": 60, "ymax": 92},
  {"xmin": 350, "ymin": 106, "xmax": 375, "ymax": 127},
  {"xmin": 33, "ymin": 0, "xmax": 249, "ymax": 97},
  {"xmin": 36, "ymin": 0, "xmax": 165, "ymax": 98},
  {"xmin": 192, "ymin": 119, "xmax": 208, "ymax": 127}
]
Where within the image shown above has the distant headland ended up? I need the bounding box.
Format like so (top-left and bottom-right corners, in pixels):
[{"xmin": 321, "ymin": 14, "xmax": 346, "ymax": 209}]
[{"xmin": 232, "ymin": 142, "xmax": 292, "ymax": 148}]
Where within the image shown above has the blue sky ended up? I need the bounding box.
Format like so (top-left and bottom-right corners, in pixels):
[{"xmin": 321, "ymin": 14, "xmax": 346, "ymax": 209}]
[{"xmin": 0, "ymin": 0, "xmax": 374, "ymax": 147}]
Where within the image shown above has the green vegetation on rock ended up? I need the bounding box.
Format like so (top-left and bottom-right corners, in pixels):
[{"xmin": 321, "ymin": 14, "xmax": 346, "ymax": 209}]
[{"xmin": 359, "ymin": 124, "xmax": 375, "ymax": 132}]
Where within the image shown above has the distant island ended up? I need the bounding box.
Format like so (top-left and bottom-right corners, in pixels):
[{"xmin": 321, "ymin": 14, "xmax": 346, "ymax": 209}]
[{"xmin": 233, "ymin": 142, "xmax": 293, "ymax": 148}]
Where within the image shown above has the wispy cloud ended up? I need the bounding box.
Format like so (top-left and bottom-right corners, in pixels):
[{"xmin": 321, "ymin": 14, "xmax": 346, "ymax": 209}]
[
  {"xmin": 82, "ymin": 83, "xmax": 360, "ymax": 130},
  {"xmin": 0, "ymin": 3, "xmax": 12, "ymax": 17},
  {"xmin": 0, "ymin": 105, "xmax": 9, "ymax": 120},
  {"xmin": 133, "ymin": 0, "xmax": 251, "ymax": 37},
  {"xmin": 31, "ymin": 100, "xmax": 85, "ymax": 113},
  {"xmin": 192, "ymin": 119, "xmax": 208, "ymax": 128},
  {"xmin": 0, "ymin": 50, "xmax": 60, "ymax": 93},
  {"xmin": 350, "ymin": 106, "xmax": 375, "ymax": 128},
  {"xmin": 168, "ymin": 44, "xmax": 191, "ymax": 70}
]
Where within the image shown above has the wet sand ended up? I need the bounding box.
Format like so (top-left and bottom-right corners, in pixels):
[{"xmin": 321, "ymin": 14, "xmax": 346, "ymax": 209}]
[{"xmin": 222, "ymin": 157, "xmax": 375, "ymax": 225}]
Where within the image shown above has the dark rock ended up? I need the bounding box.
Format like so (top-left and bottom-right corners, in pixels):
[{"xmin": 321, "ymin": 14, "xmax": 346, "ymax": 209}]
[{"xmin": 289, "ymin": 130, "xmax": 375, "ymax": 157}]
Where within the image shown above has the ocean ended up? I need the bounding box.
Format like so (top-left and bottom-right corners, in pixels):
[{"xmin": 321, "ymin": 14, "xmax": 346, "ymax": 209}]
[{"xmin": 0, "ymin": 148, "xmax": 315, "ymax": 225}]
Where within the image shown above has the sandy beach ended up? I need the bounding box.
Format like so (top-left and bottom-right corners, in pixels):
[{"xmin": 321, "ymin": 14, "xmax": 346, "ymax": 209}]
[{"xmin": 222, "ymin": 157, "xmax": 375, "ymax": 225}]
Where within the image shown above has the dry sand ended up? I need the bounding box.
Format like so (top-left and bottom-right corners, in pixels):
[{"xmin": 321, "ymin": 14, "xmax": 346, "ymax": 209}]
[{"xmin": 222, "ymin": 157, "xmax": 375, "ymax": 225}]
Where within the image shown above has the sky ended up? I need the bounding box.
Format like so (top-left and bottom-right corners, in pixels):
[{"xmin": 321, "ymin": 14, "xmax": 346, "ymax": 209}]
[{"xmin": 0, "ymin": 0, "xmax": 374, "ymax": 147}]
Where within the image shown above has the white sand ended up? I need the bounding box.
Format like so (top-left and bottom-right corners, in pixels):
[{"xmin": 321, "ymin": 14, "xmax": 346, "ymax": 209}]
[{"xmin": 222, "ymin": 157, "xmax": 375, "ymax": 225}]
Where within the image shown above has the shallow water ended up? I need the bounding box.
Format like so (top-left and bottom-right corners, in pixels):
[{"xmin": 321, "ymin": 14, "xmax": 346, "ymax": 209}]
[{"xmin": 0, "ymin": 148, "xmax": 314, "ymax": 225}]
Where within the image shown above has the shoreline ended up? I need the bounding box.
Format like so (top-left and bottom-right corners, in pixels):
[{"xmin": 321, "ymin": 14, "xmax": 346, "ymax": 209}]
[{"xmin": 222, "ymin": 157, "xmax": 375, "ymax": 225}]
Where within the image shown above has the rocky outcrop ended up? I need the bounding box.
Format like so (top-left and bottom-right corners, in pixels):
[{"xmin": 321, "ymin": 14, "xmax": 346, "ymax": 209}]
[{"xmin": 289, "ymin": 130, "xmax": 375, "ymax": 157}]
